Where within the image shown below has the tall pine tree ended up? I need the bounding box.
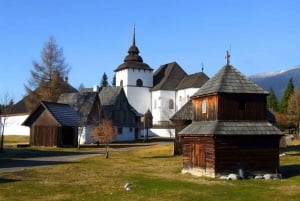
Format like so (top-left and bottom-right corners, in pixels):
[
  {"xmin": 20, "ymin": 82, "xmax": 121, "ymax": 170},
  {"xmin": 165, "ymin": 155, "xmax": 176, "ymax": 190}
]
[
  {"xmin": 279, "ymin": 78, "xmax": 294, "ymax": 114},
  {"xmin": 101, "ymin": 73, "xmax": 109, "ymax": 87},
  {"xmin": 111, "ymin": 74, "xmax": 116, "ymax": 86},
  {"xmin": 267, "ymin": 88, "xmax": 278, "ymax": 111}
]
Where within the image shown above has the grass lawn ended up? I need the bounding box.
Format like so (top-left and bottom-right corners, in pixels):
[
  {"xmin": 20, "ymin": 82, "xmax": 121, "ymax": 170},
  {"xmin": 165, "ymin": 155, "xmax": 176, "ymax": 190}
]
[{"xmin": 0, "ymin": 141, "xmax": 300, "ymax": 201}]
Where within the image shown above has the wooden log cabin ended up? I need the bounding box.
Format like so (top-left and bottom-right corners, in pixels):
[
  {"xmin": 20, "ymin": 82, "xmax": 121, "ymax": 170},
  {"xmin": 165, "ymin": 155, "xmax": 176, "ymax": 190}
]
[
  {"xmin": 178, "ymin": 54, "xmax": 283, "ymax": 178},
  {"xmin": 23, "ymin": 101, "xmax": 80, "ymax": 147}
]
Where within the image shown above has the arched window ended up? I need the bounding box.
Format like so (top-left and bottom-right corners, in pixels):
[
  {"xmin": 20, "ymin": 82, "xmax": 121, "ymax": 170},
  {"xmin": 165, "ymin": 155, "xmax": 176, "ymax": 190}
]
[
  {"xmin": 120, "ymin": 80, "xmax": 123, "ymax": 87},
  {"xmin": 136, "ymin": 79, "xmax": 143, "ymax": 87},
  {"xmin": 169, "ymin": 99, "xmax": 174, "ymax": 109}
]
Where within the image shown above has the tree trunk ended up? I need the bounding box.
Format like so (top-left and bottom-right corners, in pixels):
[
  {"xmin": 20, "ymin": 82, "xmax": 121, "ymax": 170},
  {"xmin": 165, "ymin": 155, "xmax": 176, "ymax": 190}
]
[{"xmin": 105, "ymin": 144, "xmax": 109, "ymax": 159}]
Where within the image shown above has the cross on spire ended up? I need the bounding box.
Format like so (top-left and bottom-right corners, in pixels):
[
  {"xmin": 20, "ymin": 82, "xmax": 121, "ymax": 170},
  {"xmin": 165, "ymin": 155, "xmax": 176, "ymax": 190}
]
[{"xmin": 225, "ymin": 50, "xmax": 231, "ymax": 65}]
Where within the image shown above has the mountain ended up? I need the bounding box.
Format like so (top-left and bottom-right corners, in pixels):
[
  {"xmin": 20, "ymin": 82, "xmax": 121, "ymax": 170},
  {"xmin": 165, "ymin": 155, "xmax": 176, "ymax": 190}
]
[{"xmin": 249, "ymin": 65, "xmax": 300, "ymax": 100}]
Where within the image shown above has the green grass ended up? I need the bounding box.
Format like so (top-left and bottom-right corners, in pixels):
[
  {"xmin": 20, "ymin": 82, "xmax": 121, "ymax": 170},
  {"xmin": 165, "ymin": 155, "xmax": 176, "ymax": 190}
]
[
  {"xmin": 3, "ymin": 135, "xmax": 29, "ymax": 144},
  {"xmin": 0, "ymin": 142, "xmax": 300, "ymax": 201}
]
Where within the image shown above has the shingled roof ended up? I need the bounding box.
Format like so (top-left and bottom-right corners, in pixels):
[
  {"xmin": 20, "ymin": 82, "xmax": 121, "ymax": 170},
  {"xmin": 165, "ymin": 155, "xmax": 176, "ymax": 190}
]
[
  {"xmin": 23, "ymin": 101, "xmax": 80, "ymax": 127},
  {"xmin": 99, "ymin": 86, "xmax": 141, "ymax": 118},
  {"xmin": 192, "ymin": 64, "xmax": 269, "ymax": 97},
  {"xmin": 179, "ymin": 120, "xmax": 282, "ymax": 136},
  {"xmin": 152, "ymin": 62, "xmax": 187, "ymax": 91},
  {"xmin": 114, "ymin": 28, "xmax": 153, "ymax": 72},
  {"xmin": 58, "ymin": 92, "xmax": 99, "ymax": 124},
  {"xmin": 170, "ymin": 100, "xmax": 193, "ymax": 121},
  {"xmin": 176, "ymin": 72, "xmax": 209, "ymax": 90}
]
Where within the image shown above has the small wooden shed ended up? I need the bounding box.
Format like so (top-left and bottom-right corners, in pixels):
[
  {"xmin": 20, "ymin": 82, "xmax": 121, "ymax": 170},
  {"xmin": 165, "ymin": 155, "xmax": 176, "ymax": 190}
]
[
  {"xmin": 178, "ymin": 60, "xmax": 283, "ymax": 178},
  {"xmin": 23, "ymin": 101, "xmax": 80, "ymax": 147}
]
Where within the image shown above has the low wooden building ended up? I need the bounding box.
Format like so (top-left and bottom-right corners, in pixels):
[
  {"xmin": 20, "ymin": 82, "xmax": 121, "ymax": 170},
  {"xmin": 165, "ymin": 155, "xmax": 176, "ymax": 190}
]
[
  {"xmin": 178, "ymin": 57, "xmax": 283, "ymax": 178},
  {"xmin": 23, "ymin": 101, "xmax": 80, "ymax": 147}
]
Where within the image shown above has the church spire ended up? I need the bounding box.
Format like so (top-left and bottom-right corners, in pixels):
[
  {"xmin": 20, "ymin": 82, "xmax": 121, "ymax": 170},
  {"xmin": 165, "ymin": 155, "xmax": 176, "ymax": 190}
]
[
  {"xmin": 124, "ymin": 26, "xmax": 142, "ymax": 62},
  {"xmin": 133, "ymin": 24, "xmax": 136, "ymax": 47}
]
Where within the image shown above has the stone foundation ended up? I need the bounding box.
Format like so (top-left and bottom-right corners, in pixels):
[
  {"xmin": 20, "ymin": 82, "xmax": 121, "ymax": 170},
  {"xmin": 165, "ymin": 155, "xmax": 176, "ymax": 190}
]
[{"xmin": 182, "ymin": 167, "xmax": 215, "ymax": 178}]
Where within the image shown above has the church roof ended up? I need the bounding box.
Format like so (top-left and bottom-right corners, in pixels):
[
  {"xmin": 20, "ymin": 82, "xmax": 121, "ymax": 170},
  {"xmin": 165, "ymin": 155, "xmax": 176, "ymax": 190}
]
[
  {"xmin": 114, "ymin": 28, "xmax": 153, "ymax": 72},
  {"xmin": 152, "ymin": 62, "xmax": 187, "ymax": 91},
  {"xmin": 176, "ymin": 72, "xmax": 209, "ymax": 90},
  {"xmin": 179, "ymin": 120, "xmax": 282, "ymax": 136},
  {"xmin": 192, "ymin": 64, "xmax": 269, "ymax": 97}
]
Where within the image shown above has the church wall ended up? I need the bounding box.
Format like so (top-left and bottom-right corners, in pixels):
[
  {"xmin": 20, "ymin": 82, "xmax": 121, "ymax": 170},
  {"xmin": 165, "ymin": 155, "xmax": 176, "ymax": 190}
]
[
  {"xmin": 176, "ymin": 88, "xmax": 199, "ymax": 109},
  {"xmin": 124, "ymin": 86, "xmax": 151, "ymax": 114},
  {"xmin": 116, "ymin": 68, "xmax": 153, "ymax": 87},
  {"xmin": 116, "ymin": 69, "xmax": 129, "ymax": 87},
  {"xmin": 152, "ymin": 90, "xmax": 176, "ymax": 125}
]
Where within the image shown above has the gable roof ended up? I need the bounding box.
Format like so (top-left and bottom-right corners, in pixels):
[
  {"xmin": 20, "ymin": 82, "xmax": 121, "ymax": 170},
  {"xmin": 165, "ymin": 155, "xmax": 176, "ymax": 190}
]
[
  {"xmin": 192, "ymin": 64, "xmax": 269, "ymax": 97},
  {"xmin": 152, "ymin": 62, "xmax": 187, "ymax": 91},
  {"xmin": 58, "ymin": 92, "xmax": 99, "ymax": 124},
  {"xmin": 170, "ymin": 100, "xmax": 193, "ymax": 121},
  {"xmin": 179, "ymin": 120, "xmax": 282, "ymax": 136},
  {"xmin": 176, "ymin": 72, "xmax": 209, "ymax": 90},
  {"xmin": 99, "ymin": 87, "xmax": 123, "ymax": 106},
  {"xmin": 23, "ymin": 101, "xmax": 80, "ymax": 127},
  {"xmin": 99, "ymin": 86, "xmax": 141, "ymax": 117}
]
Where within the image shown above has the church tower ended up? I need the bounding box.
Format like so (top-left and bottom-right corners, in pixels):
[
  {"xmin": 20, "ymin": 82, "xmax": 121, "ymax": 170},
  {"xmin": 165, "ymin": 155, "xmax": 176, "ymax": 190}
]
[{"xmin": 114, "ymin": 28, "xmax": 153, "ymax": 114}]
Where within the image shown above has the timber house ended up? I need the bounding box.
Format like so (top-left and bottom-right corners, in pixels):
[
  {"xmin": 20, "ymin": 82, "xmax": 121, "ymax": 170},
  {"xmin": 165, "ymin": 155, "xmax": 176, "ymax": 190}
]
[
  {"xmin": 178, "ymin": 53, "xmax": 283, "ymax": 178},
  {"xmin": 23, "ymin": 101, "xmax": 80, "ymax": 147}
]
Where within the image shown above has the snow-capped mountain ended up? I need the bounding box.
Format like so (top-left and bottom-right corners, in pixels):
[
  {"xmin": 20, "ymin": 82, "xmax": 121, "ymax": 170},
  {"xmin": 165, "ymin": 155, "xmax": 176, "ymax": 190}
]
[{"xmin": 249, "ymin": 65, "xmax": 300, "ymax": 99}]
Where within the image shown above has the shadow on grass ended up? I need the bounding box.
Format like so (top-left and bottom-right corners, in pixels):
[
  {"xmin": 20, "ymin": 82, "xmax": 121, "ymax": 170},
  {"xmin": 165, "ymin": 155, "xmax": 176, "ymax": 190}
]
[
  {"xmin": 0, "ymin": 148, "xmax": 100, "ymax": 173},
  {"xmin": 0, "ymin": 158, "xmax": 77, "ymax": 170},
  {"xmin": 0, "ymin": 148, "xmax": 100, "ymax": 159},
  {"xmin": 280, "ymin": 164, "xmax": 300, "ymax": 178},
  {"xmin": 143, "ymin": 155, "xmax": 174, "ymax": 159},
  {"xmin": 0, "ymin": 178, "xmax": 20, "ymax": 184}
]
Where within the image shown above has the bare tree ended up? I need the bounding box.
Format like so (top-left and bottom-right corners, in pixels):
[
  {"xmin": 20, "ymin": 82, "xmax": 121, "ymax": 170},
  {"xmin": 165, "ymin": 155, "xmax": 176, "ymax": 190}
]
[
  {"xmin": 25, "ymin": 36, "xmax": 71, "ymax": 111},
  {"xmin": 0, "ymin": 93, "xmax": 14, "ymax": 152},
  {"xmin": 91, "ymin": 119, "xmax": 116, "ymax": 158}
]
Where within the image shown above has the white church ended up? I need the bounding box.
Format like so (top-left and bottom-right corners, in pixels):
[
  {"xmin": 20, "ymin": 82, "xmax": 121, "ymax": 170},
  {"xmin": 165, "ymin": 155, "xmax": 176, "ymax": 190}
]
[
  {"xmin": 1, "ymin": 29, "xmax": 209, "ymax": 140},
  {"xmin": 114, "ymin": 29, "xmax": 209, "ymax": 137}
]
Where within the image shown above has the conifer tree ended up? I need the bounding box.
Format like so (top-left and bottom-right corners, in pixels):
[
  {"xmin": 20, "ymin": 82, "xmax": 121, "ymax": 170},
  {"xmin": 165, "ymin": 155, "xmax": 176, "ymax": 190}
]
[
  {"xmin": 279, "ymin": 78, "xmax": 294, "ymax": 114},
  {"xmin": 25, "ymin": 36, "xmax": 71, "ymax": 111},
  {"xmin": 267, "ymin": 88, "xmax": 278, "ymax": 112},
  {"xmin": 111, "ymin": 74, "xmax": 116, "ymax": 86},
  {"xmin": 101, "ymin": 73, "xmax": 109, "ymax": 87}
]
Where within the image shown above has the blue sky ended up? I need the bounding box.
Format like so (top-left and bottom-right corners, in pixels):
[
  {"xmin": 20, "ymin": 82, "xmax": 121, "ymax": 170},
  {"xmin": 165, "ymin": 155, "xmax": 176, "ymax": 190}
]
[{"xmin": 1, "ymin": 0, "xmax": 300, "ymax": 102}]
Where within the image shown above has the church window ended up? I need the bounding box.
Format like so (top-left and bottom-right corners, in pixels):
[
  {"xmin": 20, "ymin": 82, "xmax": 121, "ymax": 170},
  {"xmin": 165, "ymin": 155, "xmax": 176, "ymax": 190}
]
[
  {"xmin": 154, "ymin": 100, "xmax": 157, "ymax": 109},
  {"xmin": 136, "ymin": 79, "xmax": 143, "ymax": 87},
  {"xmin": 202, "ymin": 100, "xmax": 207, "ymax": 114},
  {"xmin": 120, "ymin": 80, "xmax": 123, "ymax": 87},
  {"xmin": 169, "ymin": 99, "xmax": 174, "ymax": 109},
  {"xmin": 118, "ymin": 128, "xmax": 123, "ymax": 135},
  {"xmin": 179, "ymin": 96, "xmax": 182, "ymax": 102}
]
